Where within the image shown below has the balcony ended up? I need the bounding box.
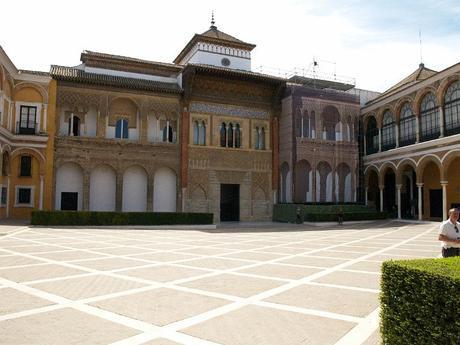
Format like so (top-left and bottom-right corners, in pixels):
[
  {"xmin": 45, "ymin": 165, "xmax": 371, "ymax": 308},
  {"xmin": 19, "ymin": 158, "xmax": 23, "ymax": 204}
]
[{"xmin": 16, "ymin": 122, "xmax": 39, "ymax": 135}]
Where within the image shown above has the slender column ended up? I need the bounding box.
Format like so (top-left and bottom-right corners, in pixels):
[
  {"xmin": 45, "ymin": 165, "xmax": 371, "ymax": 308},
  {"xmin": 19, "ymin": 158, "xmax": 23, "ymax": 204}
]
[
  {"xmin": 70, "ymin": 113, "xmax": 74, "ymax": 136},
  {"xmin": 312, "ymin": 169, "xmax": 317, "ymax": 202},
  {"xmin": 415, "ymin": 116, "xmax": 420, "ymax": 143},
  {"xmin": 417, "ymin": 183, "xmax": 423, "ymax": 221},
  {"xmin": 147, "ymin": 175, "xmax": 154, "ymax": 212},
  {"xmin": 395, "ymin": 125, "xmax": 399, "ymax": 148},
  {"xmin": 396, "ymin": 184, "xmax": 402, "ymax": 219},
  {"xmin": 378, "ymin": 128, "xmax": 382, "ymax": 152},
  {"xmin": 83, "ymin": 170, "xmax": 90, "ymax": 211},
  {"xmin": 156, "ymin": 118, "xmax": 160, "ymax": 142},
  {"xmin": 166, "ymin": 120, "xmax": 170, "ymax": 141},
  {"xmin": 363, "ymin": 135, "xmax": 367, "ymax": 155},
  {"xmin": 115, "ymin": 173, "xmax": 123, "ymax": 212},
  {"xmin": 331, "ymin": 169, "xmax": 337, "ymax": 203},
  {"xmin": 365, "ymin": 187, "xmax": 368, "ymax": 206},
  {"xmin": 379, "ymin": 185, "xmax": 384, "ymax": 212},
  {"xmin": 39, "ymin": 175, "xmax": 44, "ymax": 210},
  {"xmin": 439, "ymin": 106, "xmax": 444, "ymax": 137},
  {"xmin": 441, "ymin": 181, "xmax": 448, "ymax": 220},
  {"xmin": 43, "ymin": 104, "xmax": 48, "ymax": 132}
]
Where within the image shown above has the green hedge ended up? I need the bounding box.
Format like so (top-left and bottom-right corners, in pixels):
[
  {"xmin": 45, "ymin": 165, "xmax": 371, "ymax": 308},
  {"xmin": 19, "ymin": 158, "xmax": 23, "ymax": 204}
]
[
  {"xmin": 273, "ymin": 204, "xmax": 386, "ymax": 222},
  {"xmin": 381, "ymin": 258, "xmax": 460, "ymax": 344},
  {"xmin": 31, "ymin": 211, "xmax": 213, "ymax": 226}
]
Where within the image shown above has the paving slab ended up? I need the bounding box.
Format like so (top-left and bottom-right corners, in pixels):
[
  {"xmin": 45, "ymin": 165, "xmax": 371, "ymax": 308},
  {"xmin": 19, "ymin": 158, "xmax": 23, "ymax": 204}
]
[{"xmin": 0, "ymin": 288, "xmax": 54, "ymax": 315}]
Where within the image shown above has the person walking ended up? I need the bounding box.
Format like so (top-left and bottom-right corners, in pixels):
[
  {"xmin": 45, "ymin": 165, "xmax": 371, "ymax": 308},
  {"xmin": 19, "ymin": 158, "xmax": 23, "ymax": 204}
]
[{"xmin": 438, "ymin": 208, "xmax": 460, "ymax": 258}]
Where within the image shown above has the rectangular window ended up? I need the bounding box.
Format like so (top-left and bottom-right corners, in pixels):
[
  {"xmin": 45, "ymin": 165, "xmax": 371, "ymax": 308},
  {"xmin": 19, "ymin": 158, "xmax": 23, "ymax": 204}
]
[
  {"xmin": 19, "ymin": 106, "xmax": 37, "ymax": 135},
  {"xmin": 1, "ymin": 187, "xmax": 7, "ymax": 206},
  {"xmin": 17, "ymin": 188, "xmax": 31, "ymax": 204},
  {"xmin": 115, "ymin": 119, "xmax": 129, "ymax": 139},
  {"xmin": 20, "ymin": 156, "xmax": 32, "ymax": 177}
]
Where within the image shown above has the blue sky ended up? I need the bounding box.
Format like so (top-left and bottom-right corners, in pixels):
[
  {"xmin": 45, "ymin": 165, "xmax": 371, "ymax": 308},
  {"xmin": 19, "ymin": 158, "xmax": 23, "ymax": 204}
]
[{"xmin": 2, "ymin": 0, "xmax": 458, "ymax": 91}]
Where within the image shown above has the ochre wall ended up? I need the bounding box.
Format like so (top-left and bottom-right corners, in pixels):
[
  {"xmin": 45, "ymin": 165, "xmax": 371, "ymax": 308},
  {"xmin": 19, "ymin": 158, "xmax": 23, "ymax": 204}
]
[
  {"xmin": 422, "ymin": 162, "xmax": 440, "ymax": 219},
  {"xmin": 447, "ymin": 157, "xmax": 460, "ymax": 210},
  {"xmin": 44, "ymin": 80, "xmax": 56, "ymax": 210}
]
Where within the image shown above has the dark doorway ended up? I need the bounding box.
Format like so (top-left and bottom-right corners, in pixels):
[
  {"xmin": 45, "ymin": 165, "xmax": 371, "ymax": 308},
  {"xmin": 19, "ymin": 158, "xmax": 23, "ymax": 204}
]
[
  {"xmin": 429, "ymin": 189, "xmax": 442, "ymax": 219},
  {"xmin": 61, "ymin": 192, "xmax": 78, "ymax": 211},
  {"xmin": 220, "ymin": 184, "xmax": 239, "ymax": 221}
]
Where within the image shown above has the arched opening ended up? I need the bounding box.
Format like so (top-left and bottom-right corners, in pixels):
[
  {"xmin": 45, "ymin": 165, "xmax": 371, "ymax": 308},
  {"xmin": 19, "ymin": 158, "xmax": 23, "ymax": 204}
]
[
  {"xmin": 122, "ymin": 166, "xmax": 147, "ymax": 212},
  {"xmin": 154, "ymin": 167, "xmax": 176, "ymax": 212},
  {"xmin": 162, "ymin": 123, "xmax": 173, "ymax": 142},
  {"xmin": 336, "ymin": 163, "xmax": 351, "ymax": 202},
  {"xmin": 55, "ymin": 163, "xmax": 83, "ymax": 211},
  {"xmin": 220, "ymin": 123, "xmax": 226, "ymax": 147},
  {"xmin": 366, "ymin": 169, "xmax": 379, "ymax": 211},
  {"xmin": 446, "ymin": 155, "xmax": 460, "ymax": 211},
  {"xmin": 199, "ymin": 121, "xmax": 206, "ymax": 146},
  {"xmin": 383, "ymin": 167, "xmax": 396, "ymax": 215},
  {"xmin": 68, "ymin": 115, "xmax": 81, "ymax": 137},
  {"xmin": 90, "ymin": 165, "xmax": 116, "ymax": 211},
  {"xmin": 444, "ymin": 81, "xmax": 460, "ymax": 136},
  {"xmin": 115, "ymin": 119, "xmax": 128, "ymax": 139},
  {"xmin": 421, "ymin": 160, "xmax": 442, "ymax": 219},
  {"xmin": 193, "ymin": 121, "xmax": 199, "ymax": 145},
  {"xmin": 420, "ymin": 93, "xmax": 439, "ymax": 141},
  {"xmin": 322, "ymin": 106, "xmax": 340, "ymax": 141},
  {"xmin": 227, "ymin": 123, "xmax": 234, "ymax": 148},
  {"xmin": 294, "ymin": 160, "xmax": 312, "ymax": 203},
  {"xmin": 399, "ymin": 103, "xmax": 416, "ymax": 147},
  {"xmin": 235, "ymin": 124, "xmax": 241, "ymax": 148},
  {"xmin": 316, "ymin": 161, "xmax": 332, "ymax": 202},
  {"xmin": 399, "ymin": 164, "xmax": 417, "ymax": 219},
  {"xmin": 382, "ymin": 111, "xmax": 396, "ymax": 150},
  {"xmin": 366, "ymin": 116, "xmax": 379, "ymax": 154},
  {"xmin": 310, "ymin": 111, "xmax": 316, "ymax": 138}
]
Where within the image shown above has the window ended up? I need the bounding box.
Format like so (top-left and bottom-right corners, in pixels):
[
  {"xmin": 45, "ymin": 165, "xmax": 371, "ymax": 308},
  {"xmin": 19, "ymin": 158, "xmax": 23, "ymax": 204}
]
[
  {"xmin": 399, "ymin": 103, "xmax": 416, "ymax": 146},
  {"xmin": 420, "ymin": 93, "xmax": 439, "ymax": 141},
  {"xmin": 220, "ymin": 122, "xmax": 241, "ymax": 148},
  {"xmin": 220, "ymin": 123, "xmax": 227, "ymax": 147},
  {"xmin": 115, "ymin": 119, "xmax": 128, "ymax": 139},
  {"xmin": 193, "ymin": 120, "xmax": 206, "ymax": 146},
  {"xmin": 302, "ymin": 112, "xmax": 309, "ymax": 138},
  {"xmin": 1, "ymin": 186, "xmax": 7, "ymax": 206},
  {"xmin": 18, "ymin": 106, "xmax": 37, "ymax": 135},
  {"xmin": 235, "ymin": 124, "xmax": 241, "ymax": 148},
  {"xmin": 68, "ymin": 115, "xmax": 80, "ymax": 136},
  {"xmin": 444, "ymin": 81, "xmax": 460, "ymax": 136},
  {"xmin": 227, "ymin": 123, "xmax": 234, "ymax": 148},
  {"xmin": 20, "ymin": 156, "xmax": 32, "ymax": 177},
  {"xmin": 162, "ymin": 124, "xmax": 173, "ymax": 142},
  {"xmin": 382, "ymin": 111, "xmax": 396, "ymax": 150},
  {"xmin": 366, "ymin": 117, "xmax": 379, "ymax": 154},
  {"xmin": 193, "ymin": 121, "xmax": 199, "ymax": 145},
  {"xmin": 16, "ymin": 187, "xmax": 33, "ymax": 206},
  {"xmin": 255, "ymin": 127, "xmax": 265, "ymax": 150}
]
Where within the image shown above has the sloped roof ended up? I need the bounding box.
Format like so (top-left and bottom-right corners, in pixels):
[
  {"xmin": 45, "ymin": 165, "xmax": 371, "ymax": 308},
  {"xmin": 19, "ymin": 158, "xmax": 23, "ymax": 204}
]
[
  {"xmin": 174, "ymin": 25, "xmax": 256, "ymax": 64},
  {"xmin": 376, "ymin": 63, "xmax": 437, "ymax": 100},
  {"xmin": 50, "ymin": 65, "xmax": 182, "ymax": 94}
]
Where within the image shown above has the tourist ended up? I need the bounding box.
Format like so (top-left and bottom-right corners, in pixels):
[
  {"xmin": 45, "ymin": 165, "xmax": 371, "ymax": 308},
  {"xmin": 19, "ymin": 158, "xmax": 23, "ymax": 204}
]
[{"xmin": 438, "ymin": 208, "xmax": 460, "ymax": 257}]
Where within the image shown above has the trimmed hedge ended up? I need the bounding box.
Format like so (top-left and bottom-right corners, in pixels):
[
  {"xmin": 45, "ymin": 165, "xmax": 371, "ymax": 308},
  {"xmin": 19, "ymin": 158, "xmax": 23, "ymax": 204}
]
[
  {"xmin": 31, "ymin": 211, "xmax": 213, "ymax": 226},
  {"xmin": 273, "ymin": 203, "xmax": 386, "ymax": 222},
  {"xmin": 381, "ymin": 258, "xmax": 460, "ymax": 344}
]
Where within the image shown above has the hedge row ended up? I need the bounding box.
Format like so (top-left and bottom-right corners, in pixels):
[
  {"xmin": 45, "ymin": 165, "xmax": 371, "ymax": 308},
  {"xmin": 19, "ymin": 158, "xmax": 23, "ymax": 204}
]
[
  {"xmin": 381, "ymin": 258, "xmax": 460, "ymax": 344},
  {"xmin": 31, "ymin": 211, "xmax": 214, "ymax": 226},
  {"xmin": 305, "ymin": 211, "xmax": 387, "ymax": 222}
]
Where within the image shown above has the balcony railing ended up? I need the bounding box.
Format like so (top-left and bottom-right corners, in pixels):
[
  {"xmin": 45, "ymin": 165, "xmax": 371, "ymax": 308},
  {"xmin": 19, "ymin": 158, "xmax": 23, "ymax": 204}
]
[{"xmin": 16, "ymin": 122, "xmax": 39, "ymax": 135}]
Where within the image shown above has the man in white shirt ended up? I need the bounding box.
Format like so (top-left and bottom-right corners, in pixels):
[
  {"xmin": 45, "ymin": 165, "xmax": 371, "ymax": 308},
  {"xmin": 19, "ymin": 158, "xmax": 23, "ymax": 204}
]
[{"xmin": 438, "ymin": 208, "xmax": 460, "ymax": 258}]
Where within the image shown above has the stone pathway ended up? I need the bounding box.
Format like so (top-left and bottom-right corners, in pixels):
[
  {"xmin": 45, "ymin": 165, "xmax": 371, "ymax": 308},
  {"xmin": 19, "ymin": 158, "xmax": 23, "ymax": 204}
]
[{"xmin": 0, "ymin": 220, "xmax": 440, "ymax": 344}]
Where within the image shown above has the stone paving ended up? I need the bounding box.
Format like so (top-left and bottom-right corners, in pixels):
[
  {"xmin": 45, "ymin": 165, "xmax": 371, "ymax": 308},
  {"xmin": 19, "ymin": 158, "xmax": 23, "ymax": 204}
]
[{"xmin": 0, "ymin": 220, "xmax": 440, "ymax": 345}]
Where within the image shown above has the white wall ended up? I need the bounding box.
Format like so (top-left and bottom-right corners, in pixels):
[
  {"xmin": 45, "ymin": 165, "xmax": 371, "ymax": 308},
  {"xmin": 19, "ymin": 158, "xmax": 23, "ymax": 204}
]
[
  {"xmin": 55, "ymin": 163, "xmax": 83, "ymax": 210},
  {"xmin": 122, "ymin": 166, "xmax": 147, "ymax": 212},
  {"xmin": 188, "ymin": 51, "xmax": 251, "ymax": 71},
  {"xmin": 147, "ymin": 115, "xmax": 157, "ymax": 142},
  {"xmin": 90, "ymin": 165, "xmax": 116, "ymax": 211},
  {"xmin": 86, "ymin": 107, "xmax": 97, "ymax": 137},
  {"xmin": 307, "ymin": 170, "xmax": 313, "ymax": 202},
  {"xmin": 326, "ymin": 172, "xmax": 332, "ymax": 202},
  {"xmin": 345, "ymin": 173, "xmax": 352, "ymax": 202},
  {"xmin": 154, "ymin": 167, "xmax": 176, "ymax": 212},
  {"xmin": 286, "ymin": 171, "xmax": 292, "ymax": 203}
]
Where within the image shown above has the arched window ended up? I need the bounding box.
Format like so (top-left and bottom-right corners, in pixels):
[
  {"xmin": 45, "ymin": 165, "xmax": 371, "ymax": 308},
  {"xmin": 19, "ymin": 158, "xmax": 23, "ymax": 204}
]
[
  {"xmin": 420, "ymin": 93, "xmax": 439, "ymax": 141},
  {"xmin": 220, "ymin": 123, "xmax": 227, "ymax": 147},
  {"xmin": 235, "ymin": 124, "xmax": 241, "ymax": 148},
  {"xmin": 322, "ymin": 106, "xmax": 340, "ymax": 141},
  {"xmin": 310, "ymin": 111, "xmax": 316, "ymax": 138},
  {"xmin": 68, "ymin": 115, "xmax": 80, "ymax": 136},
  {"xmin": 193, "ymin": 121, "xmax": 199, "ymax": 145},
  {"xmin": 198, "ymin": 121, "xmax": 206, "ymax": 146},
  {"xmin": 162, "ymin": 124, "xmax": 173, "ymax": 142},
  {"xmin": 399, "ymin": 103, "xmax": 416, "ymax": 146},
  {"xmin": 366, "ymin": 116, "xmax": 379, "ymax": 154},
  {"xmin": 381, "ymin": 111, "xmax": 396, "ymax": 150},
  {"xmin": 255, "ymin": 126, "xmax": 260, "ymax": 149},
  {"xmin": 115, "ymin": 119, "xmax": 128, "ymax": 139},
  {"xmin": 227, "ymin": 123, "xmax": 234, "ymax": 148},
  {"xmin": 302, "ymin": 111, "xmax": 309, "ymax": 138},
  {"xmin": 260, "ymin": 127, "xmax": 265, "ymax": 149},
  {"xmin": 444, "ymin": 81, "xmax": 460, "ymax": 136}
]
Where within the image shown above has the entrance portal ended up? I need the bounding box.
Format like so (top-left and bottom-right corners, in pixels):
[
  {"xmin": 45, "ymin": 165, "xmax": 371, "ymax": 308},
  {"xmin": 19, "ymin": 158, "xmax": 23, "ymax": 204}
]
[{"xmin": 220, "ymin": 184, "xmax": 240, "ymax": 221}]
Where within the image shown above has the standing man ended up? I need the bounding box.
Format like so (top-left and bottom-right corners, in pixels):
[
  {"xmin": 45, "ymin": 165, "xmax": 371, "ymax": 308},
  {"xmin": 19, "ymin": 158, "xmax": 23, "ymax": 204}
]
[{"xmin": 438, "ymin": 208, "xmax": 460, "ymax": 257}]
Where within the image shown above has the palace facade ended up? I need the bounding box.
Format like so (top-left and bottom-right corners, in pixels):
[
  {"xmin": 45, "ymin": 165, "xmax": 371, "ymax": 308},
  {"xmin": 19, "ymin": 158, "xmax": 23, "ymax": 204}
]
[{"xmin": 0, "ymin": 22, "xmax": 458, "ymax": 221}]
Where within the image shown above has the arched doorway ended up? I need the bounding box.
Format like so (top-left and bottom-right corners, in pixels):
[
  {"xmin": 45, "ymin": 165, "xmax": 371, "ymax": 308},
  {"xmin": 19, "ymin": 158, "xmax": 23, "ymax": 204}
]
[
  {"xmin": 399, "ymin": 163, "xmax": 417, "ymax": 219},
  {"xmin": 382, "ymin": 167, "xmax": 396, "ymax": 215},
  {"xmin": 420, "ymin": 160, "xmax": 442, "ymax": 219},
  {"xmin": 55, "ymin": 163, "xmax": 83, "ymax": 210},
  {"xmin": 90, "ymin": 165, "xmax": 116, "ymax": 211},
  {"xmin": 336, "ymin": 163, "xmax": 351, "ymax": 202},
  {"xmin": 280, "ymin": 162, "xmax": 291, "ymax": 203},
  {"xmin": 294, "ymin": 160, "xmax": 312, "ymax": 203},
  {"xmin": 317, "ymin": 161, "xmax": 332, "ymax": 202},
  {"xmin": 122, "ymin": 166, "xmax": 148, "ymax": 212},
  {"xmin": 154, "ymin": 167, "xmax": 176, "ymax": 212},
  {"xmin": 366, "ymin": 169, "xmax": 379, "ymax": 210}
]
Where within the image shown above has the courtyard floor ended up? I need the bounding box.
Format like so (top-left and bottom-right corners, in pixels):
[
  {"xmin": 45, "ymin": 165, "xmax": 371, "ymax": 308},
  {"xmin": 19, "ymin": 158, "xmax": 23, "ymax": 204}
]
[{"xmin": 0, "ymin": 220, "xmax": 440, "ymax": 345}]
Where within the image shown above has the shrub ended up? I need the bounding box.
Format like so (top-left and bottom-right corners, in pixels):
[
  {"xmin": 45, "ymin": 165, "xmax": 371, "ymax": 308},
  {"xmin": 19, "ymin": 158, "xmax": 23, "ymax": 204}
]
[
  {"xmin": 31, "ymin": 211, "xmax": 213, "ymax": 226},
  {"xmin": 381, "ymin": 258, "xmax": 460, "ymax": 344}
]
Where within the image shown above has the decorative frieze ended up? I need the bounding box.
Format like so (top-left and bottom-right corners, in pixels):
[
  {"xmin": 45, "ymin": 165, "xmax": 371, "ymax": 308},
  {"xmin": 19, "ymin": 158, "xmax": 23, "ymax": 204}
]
[{"xmin": 190, "ymin": 102, "xmax": 269, "ymax": 119}]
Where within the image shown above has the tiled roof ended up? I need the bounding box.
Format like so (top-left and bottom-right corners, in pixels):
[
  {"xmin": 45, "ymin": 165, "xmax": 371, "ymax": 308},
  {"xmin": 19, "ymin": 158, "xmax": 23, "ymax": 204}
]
[
  {"xmin": 50, "ymin": 65, "xmax": 182, "ymax": 94},
  {"xmin": 200, "ymin": 26, "xmax": 252, "ymax": 46},
  {"xmin": 188, "ymin": 63, "xmax": 286, "ymax": 83}
]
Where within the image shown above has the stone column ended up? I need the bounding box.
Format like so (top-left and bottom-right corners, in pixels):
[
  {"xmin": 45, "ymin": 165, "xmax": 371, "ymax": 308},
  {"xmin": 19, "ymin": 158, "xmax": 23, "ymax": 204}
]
[
  {"xmin": 115, "ymin": 172, "xmax": 123, "ymax": 212},
  {"xmin": 379, "ymin": 185, "xmax": 384, "ymax": 212},
  {"xmin": 140, "ymin": 107, "xmax": 148, "ymax": 144},
  {"xmin": 43, "ymin": 104, "xmax": 48, "ymax": 133},
  {"xmin": 363, "ymin": 135, "xmax": 367, "ymax": 156},
  {"xmin": 417, "ymin": 183, "xmax": 423, "ymax": 221},
  {"xmin": 415, "ymin": 116, "xmax": 420, "ymax": 143},
  {"xmin": 378, "ymin": 128, "xmax": 382, "ymax": 152},
  {"xmin": 396, "ymin": 184, "xmax": 402, "ymax": 219},
  {"xmin": 147, "ymin": 174, "xmax": 154, "ymax": 212},
  {"xmin": 83, "ymin": 170, "xmax": 90, "ymax": 211},
  {"xmin": 395, "ymin": 125, "xmax": 399, "ymax": 148},
  {"xmin": 39, "ymin": 175, "xmax": 44, "ymax": 210},
  {"xmin": 331, "ymin": 168, "xmax": 336, "ymax": 203},
  {"xmin": 439, "ymin": 106, "xmax": 444, "ymax": 137},
  {"xmin": 441, "ymin": 181, "xmax": 448, "ymax": 220},
  {"xmin": 312, "ymin": 168, "xmax": 317, "ymax": 202}
]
